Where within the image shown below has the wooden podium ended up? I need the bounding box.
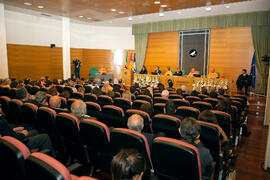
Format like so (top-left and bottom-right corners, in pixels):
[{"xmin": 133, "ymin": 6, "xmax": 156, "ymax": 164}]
[{"xmin": 121, "ymin": 68, "xmax": 133, "ymax": 87}]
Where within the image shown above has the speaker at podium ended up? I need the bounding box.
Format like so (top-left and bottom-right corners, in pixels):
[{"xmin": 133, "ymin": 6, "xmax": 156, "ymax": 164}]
[{"xmin": 121, "ymin": 68, "xmax": 134, "ymax": 87}]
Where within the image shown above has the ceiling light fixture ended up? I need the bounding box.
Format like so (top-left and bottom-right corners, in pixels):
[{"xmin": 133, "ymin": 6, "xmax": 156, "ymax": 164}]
[
  {"xmin": 128, "ymin": 17, "xmax": 133, "ymax": 21},
  {"xmin": 87, "ymin": 17, "xmax": 92, "ymax": 20},
  {"xmin": 24, "ymin": 2, "xmax": 32, "ymax": 6},
  {"xmin": 37, "ymin": 5, "xmax": 44, "ymax": 9},
  {"xmin": 177, "ymin": 11, "xmax": 181, "ymax": 14},
  {"xmin": 111, "ymin": 9, "xmax": 116, "ymax": 12},
  {"xmin": 205, "ymin": 7, "xmax": 212, "ymax": 12},
  {"xmin": 79, "ymin": 15, "xmax": 84, "ymax": 18},
  {"xmin": 154, "ymin": 1, "xmax": 160, "ymax": 4},
  {"xmin": 161, "ymin": 5, "xmax": 167, "ymax": 8},
  {"xmin": 119, "ymin": 11, "xmax": 125, "ymax": 14},
  {"xmin": 225, "ymin": 5, "xmax": 230, "ymax": 8},
  {"xmin": 159, "ymin": 12, "xmax": 164, "ymax": 17}
]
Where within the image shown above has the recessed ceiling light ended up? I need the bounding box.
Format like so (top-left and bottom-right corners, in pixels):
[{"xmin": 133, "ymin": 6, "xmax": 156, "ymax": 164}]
[
  {"xmin": 24, "ymin": 2, "xmax": 32, "ymax": 6},
  {"xmin": 177, "ymin": 11, "xmax": 181, "ymax": 14},
  {"xmin": 119, "ymin": 11, "xmax": 125, "ymax": 14},
  {"xmin": 37, "ymin": 5, "xmax": 44, "ymax": 9},
  {"xmin": 154, "ymin": 1, "xmax": 160, "ymax": 4},
  {"xmin": 128, "ymin": 17, "xmax": 133, "ymax": 21},
  {"xmin": 161, "ymin": 5, "xmax": 167, "ymax": 8},
  {"xmin": 159, "ymin": 12, "xmax": 164, "ymax": 17},
  {"xmin": 111, "ymin": 9, "xmax": 116, "ymax": 12},
  {"xmin": 87, "ymin": 17, "xmax": 92, "ymax": 20},
  {"xmin": 205, "ymin": 7, "xmax": 212, "ymax": 12},
  {"xmin": 225, "ymin": 5, "xmax": 230, "ymax": 8},
  {"xmin": 79, "ymin": 15, "xmax": 84, "ymax": 18}
]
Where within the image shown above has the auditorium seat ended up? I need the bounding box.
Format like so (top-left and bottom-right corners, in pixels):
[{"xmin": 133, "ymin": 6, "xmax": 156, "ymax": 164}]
[
  {"xmin": 110, "ymin": 128, "xmax": 153, "ymax": 171},
  {"xmin": 172, "ymin": 99, "xmax": 190, "ymax": 107},
  {"xmin": 114, "ymin": 97, "xmax": 132, "ymax": 112},
  {"xmin": 71, "ymin": 92, "xmax": 84, "ymax": 100},
  {"xmin": 132, "ymin": 100, "xmax": 150, "ymax": 110},
  {"xmin": 9, "ymin": 88, "xmax": 17, "ymax": 99},
  {"xmin": 211, "ymin": 110, "xmax": 232, "ymax": 139},
  {"xmin": 131, "ymin": 94, "xmax": 136, "ymax": 101},
  {"xmin": 56, "ymin": 85, "xmax": 64, "ymax": 93},
  {"xmin": 198, "ymin": 94, "xmax": 209, "ymax": 100},
  {"xmin": 21, "ymin": 103, "xmax": 38, "ymax": 127},
  {"xmin": 2, "ymin": 87, "xmax": 10, "ymax": 97},
  {"xmin": 182, "ymin": 92, "xmax": 190, "ymax": 98},
  {"xmin": 86, "ymin": 102, "xmax": 102, "ymax": 120},
  {"xmin": 152, "ymin": 114, "xmax": 181, "ymax": 139},
  {"xmin": 80, "ymin": 119, "xmax": 111, "ymax": 171},
  {"xmin": 125, "ymin": 109, "xmax": 153, "ymax": 133},
  {"xmin": 153, "ymin": 103, "xmax": 165, "ymax": 115},
  {"xmin": 153, "ymin": 93, "xmax": 161, "ymax": 97},
  {"xmin": 230, "ymin": 97, "xmax": 245, "ymax": 111},
  {"xmin": 169, "ymin": 94, "xmax": 182, "ymax": 99},
  {"xmin": 25, "ymin": 152, "xmax": 97, "ymax": 180},
  {"xmin": 192, "ymin": 101, "xmax": 213, "ymax": 112},
  {"xmin": 152, "ymin": 137, "xmax": 202, "ymax": 180},
  {"xmin": 176, "ymin": 106, "xmax": 200, "ymax": 119},
  {"xmin": 102, "ymin": 105, "xmax": 125, "ymax": 128},
  {"xmin": 167, "ymin": 87, "xmax": 175, "ymax": 92},
  {"xmin": 97, "ymin": 95, "xmax": 113, "ymax": 107},
  {"xmin": 136, "ymin": 95, "xmax": 152, "ymax": 104},
  {"xmin": 186, "ymin": 96, "xmax": 201, "ymax": 104},
  {"xmin": 114, "ymin": 91, "xmax": 121, "ymax": 98},
  {"xmin": 0, "ymin": 96, "xmax": 10, "ymax": 116},
  {"xmin": 204, "ymin": 98, "xmax": 219, "ymax": 109},
  {"xmin": 29, "ymin": 85, "xmax": 40, "ymax": 95},
  {"xmin": 55, "ymin": 113, "xmax": 87, "ymax": 164},
  {"xmin": 0, "ymin": 136, "xmax": 31, "ymax": 179},
  {"xmin": 153, "ymin": 97, "xmax": 168, "ymax": 104},
  {"xmin": 84, "ymin": 93, "xmax": 98, "ymax": 102},
  {"xmin": 59, "ymin": 96, "xmax": 67, "ymax": 109},
  {"xmin": 8, "ymin": 99, "xmax": 23, "ymax": 124}
]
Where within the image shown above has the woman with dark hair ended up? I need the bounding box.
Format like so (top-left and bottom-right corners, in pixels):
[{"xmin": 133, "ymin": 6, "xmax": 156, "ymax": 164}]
[
  {"xmin": 139, "ymin": 66, "xmax": 148, "ymax": 74},
  {"xmin": 198, "ymin": 110, "xmax": 228, "ymax": 143},
  {"xmin": 111, "ymin": 149, "xmax": 146, "ymax": 180}
]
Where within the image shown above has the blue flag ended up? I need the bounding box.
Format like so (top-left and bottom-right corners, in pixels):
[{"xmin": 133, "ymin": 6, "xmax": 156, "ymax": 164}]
[
  {"xmin": 133, "ymin": 53, "xmax": 136, "ymax": 73},
  {"xmin": 250, "ymin": 52, "xmax": 256, "ymax": 88}
]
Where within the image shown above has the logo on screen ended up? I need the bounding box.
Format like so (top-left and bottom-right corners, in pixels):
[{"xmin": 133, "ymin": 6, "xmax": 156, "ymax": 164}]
[{"xmin": 189, "ymin": 49, "xmax": 198, "ymax": 58}]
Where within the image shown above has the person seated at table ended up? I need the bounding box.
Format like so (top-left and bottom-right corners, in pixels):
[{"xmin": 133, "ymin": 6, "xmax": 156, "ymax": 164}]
[
  {"xmin": 152, "ymin": 66, "xmax": 162, "ymax": 75},
  {"xmin": 187, "ymin": 68, "xmax": 198, "ymax": 77},
  {"xmin": 173, "ymin": 68, "xmax": 183, "ymax": 76},
  {"xmin": 99, "ymin": 66, "xmax": 107, "ymax": 74},
  {"xmin": 208, "ymin": 68, "xmax": 219, "ymax": 79},
  {"xmin": 139, "ymin": 65, "xmax": 148, "ymax": 74},
  {"xmin": 164, "ymin": 67, "xmax": 173, "ymax": 76}
]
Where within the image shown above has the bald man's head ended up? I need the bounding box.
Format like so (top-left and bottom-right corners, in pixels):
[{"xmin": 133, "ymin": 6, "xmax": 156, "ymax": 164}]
[
  {"xmin": 71, "ymin": 100, "xmax": 86, "ymax": 119},
  {"xmin": 127, "ymin": 114, "xmax": 144, "ymax": 132},
  {"xmin": 49, "ymin": 96, "xmax": 61, "ymax": 109}
]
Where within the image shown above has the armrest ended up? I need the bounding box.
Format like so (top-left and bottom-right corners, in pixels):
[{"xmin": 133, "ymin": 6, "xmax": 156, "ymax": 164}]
[
  {"xmin": 40, "ymin": 149, "xmax": 51, "ymax": 155},
  {"xmin": 202, "ymin": 161, "xmax": 216, "ymax": 180},
  {"xmin": 68, "ymin": 163, "xmax": 82, "ymax": 174}
]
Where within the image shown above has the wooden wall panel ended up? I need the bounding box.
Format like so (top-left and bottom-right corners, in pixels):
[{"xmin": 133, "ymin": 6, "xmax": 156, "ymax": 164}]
[
  {"xmin": 144, "ymin": 31, "xmax": 179, "ymax": 73},
  {"xmin": 209, "ymin": 27, "xmax": 254, "ymax": 90},
  {"xmin": 7, "ymin": 44, "xmax": 63, "ymax": 80}
]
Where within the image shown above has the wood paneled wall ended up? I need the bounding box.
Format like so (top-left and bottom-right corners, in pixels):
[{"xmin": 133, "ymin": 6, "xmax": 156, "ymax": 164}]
[
  {"xmin": 144, "ymin": 27, "xmax": 254, "ymax": 91},
  {"xmin": 144, "ymin": 31, "xmax": 179, "ymax": 73},
  {"xmin": 7, "ymin": 44, "xmax": 63, "ymax": 80}
]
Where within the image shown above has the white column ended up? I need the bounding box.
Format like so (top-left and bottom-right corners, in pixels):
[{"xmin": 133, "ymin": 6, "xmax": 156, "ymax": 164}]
[
  {"xmin": 264, "ymin": 65, "xmax": 270, "ymax": 170},
  {"xmin": 0, "ymin": 3, "xmax": 9, "ymax": 79},
  {"xmin": 62, "ymin": 17, "xmax": 71, "ymax": 80}
]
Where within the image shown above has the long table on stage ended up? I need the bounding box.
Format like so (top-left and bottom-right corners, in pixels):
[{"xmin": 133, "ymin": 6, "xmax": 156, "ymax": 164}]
[
  {"xmin": 133, "ymin": 74, "xmax": 232, "ymax": 93},
  {"xmin": 94, "ymin": 73, "xmax": 114, "ymax": 81}
]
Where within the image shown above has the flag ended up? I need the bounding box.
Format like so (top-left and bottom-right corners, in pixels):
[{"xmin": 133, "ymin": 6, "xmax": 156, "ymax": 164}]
[
  {"xmin": 130, "ymin": 53, "xmax": 133, "ymax": 62},
  {"xmin": 250, "ymin": 52, "xmax": 256, "ymax": 88},
  {"xmin": 125, "ymin": 52, "xmax": 128, "ymax": 64},
  {"xmin": 133, "ymin": 53, "xmax": 136, "ymax": 73}
]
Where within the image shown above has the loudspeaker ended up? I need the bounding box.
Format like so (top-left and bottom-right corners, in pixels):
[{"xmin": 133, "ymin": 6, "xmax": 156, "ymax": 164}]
[{"xmin": 50, "ymin": 44, "xmax": 56, "ymax": 48}]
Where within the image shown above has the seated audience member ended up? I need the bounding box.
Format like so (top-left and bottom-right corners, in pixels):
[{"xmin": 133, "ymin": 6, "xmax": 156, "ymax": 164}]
[
  {"xmin": 111, "ymin": 149, "xmax": 146, "ymax": 180},
  {"xmin": 49, "ymin": 96, "xmax": 68, "ymax": 113},
  {"xmin": 107, "ymin": 90, "xmax": 115, "ymax": 98},
  {"xmin": 168, "ymin": 79, "xmax": 174, "ymax": 89},
  {"xmin": 130, "ymin": 86, "xmax": 136, "ymax": 94},
  {"xmin": 92, "ymin": 87, "xmax": 103, "ymax": 96},
  {"xmin": 122, "ymin": 90, "xmax": 132, "ymax": 101},
  {"xmin": 165, "ymin": 100, "xmax": 183, "ymax": 121},
  {"xmin": 201, "ymin": 87, "xmax": 209, "ymax": 95},
  {"xmin": 209, "ymin": 90, "xmax": 218, "ymax": 98},
  {"xmin": 181, "ymin": 117, "xmax": 213, "ymax": 177},
  {"xmin": 48, "ymin": 86, "xmax": 58, "ymax": 96},
  {"xmin": 191, "ymin": 90, "xmax": 199, "ymax": 96},
  {"xmin": 198, "ymin": 110, "xmax": 228, "ymax": 143},
  {"xmin": 147, "ymin": 87, "xmax": 153, "ymax": 97},
  {"xmin": 176, "ymin": 88, "xmax": 183, "ymax": 97},
  {"xmin": 10, "ymin": 80, "xmax": 18, "ymax": 88},
  {"xmin": 164, "ymin": 67, "xmax": 173, "ymax": 76},
  {"xmin": 173, "ymin": 68, "xmax": 183, "ymax": 76},
  {"xmin": 152, "ymin": 66, "xmax": 161, "ymax": 75},
  {"xmin": 161, "ymin": 90, "xmax": 169, "ymax": 99},
  {"xmin": 127, "ymin": 114, "xmax": 164, "ymax": 150},
  {"xmin": 207, "ymin": 68, "xmax": 219, "ymax": 79},
  {"xmin": 0, "ymin": 108, "xmax": 56, "ymax": 157},
  {"xmin": 62, "ymin": 88, "xmax": 72, "ymax": 99},
  {"xmin": 143, "ymin": 88, "xmax": 152, "ymax": 98},
  {"xmin": 158, "ymin": 83, "xmax": 165, "ymax": 92},
  {"xmin": 102, "ymin": 81, "xmax": 113, "ymax": 94},
  {"xmin": 140, "ymin": 103, "xmax": 154, "ymax": 118},
  {"xmin": 187, "ymin": 68, "xmax": 198, "ymax": 77},
  {"xmin": 32, "ymin": 91, "xmax": 48, "ymax": 107},
  {"xmin": 139, "ymin": 66, "xmax": 148, "ymax": 74},
  {"xmin": 77, "ymin": 86, "xmax": 85, "ymax": 94},
  {"xmin": 218, "ymin": 88, "xmax": 225, "ymax": 96},
  {"xmin": 71, "ymin": 100, "xmax": 93, "ymax": 122},
  {"xmin": 1, "ymin": 79, "xmax": 11, "ymax": 88},
  {"xmin": 236, "ymin": 69, "xmax": 251, "ymax": 95},
  {"xmin": 99, "ymin": 66, "xmax": 107, "ymax": 74},
  {"xmin": 16, "ymin": 86, "xmax": 32, "ymax": 103}
]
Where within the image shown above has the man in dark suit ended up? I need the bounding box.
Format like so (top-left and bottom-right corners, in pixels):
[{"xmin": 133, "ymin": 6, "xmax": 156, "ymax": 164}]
[
  {"xmin": 73, "ymin": 59, "xmax": 81, "ymax": 79},
  {"xmin": 127, "ymin": 114, "xmax": 164, "ymax": 150},
  {"xmin": 236, "ymin": 69, "xmax": 251, "ymax": 95}
]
